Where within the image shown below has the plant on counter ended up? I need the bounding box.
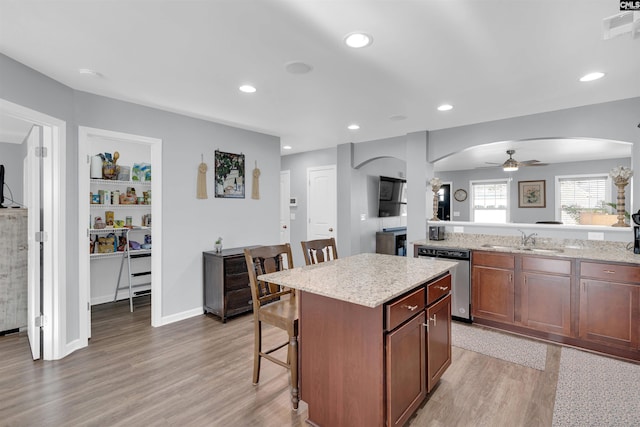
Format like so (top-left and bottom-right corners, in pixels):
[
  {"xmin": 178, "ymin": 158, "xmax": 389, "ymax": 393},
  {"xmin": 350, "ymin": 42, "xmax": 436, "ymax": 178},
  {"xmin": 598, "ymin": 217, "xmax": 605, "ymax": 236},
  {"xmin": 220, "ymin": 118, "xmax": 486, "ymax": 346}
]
[{"xmin": 563, "ymin": 201, "xmax": 629, "ymax": 223}]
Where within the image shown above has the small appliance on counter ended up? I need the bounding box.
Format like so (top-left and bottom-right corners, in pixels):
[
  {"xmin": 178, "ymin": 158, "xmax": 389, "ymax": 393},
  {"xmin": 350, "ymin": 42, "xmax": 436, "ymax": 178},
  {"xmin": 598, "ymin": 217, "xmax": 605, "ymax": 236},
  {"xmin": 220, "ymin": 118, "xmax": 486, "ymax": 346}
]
[
  {"xmin": 633, "ymin": 210, "xmax": 640, "ymax": 254},
  {"xmin": 429, "ymin": 225, "xmax": 445, "ymax": 241}
]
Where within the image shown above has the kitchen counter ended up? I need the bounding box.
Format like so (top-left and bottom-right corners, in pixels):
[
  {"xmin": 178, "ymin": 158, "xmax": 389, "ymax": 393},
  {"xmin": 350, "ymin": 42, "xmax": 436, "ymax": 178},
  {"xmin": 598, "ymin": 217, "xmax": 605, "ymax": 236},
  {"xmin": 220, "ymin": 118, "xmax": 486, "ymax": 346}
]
[
  {"xmin": 258, "ymin": 252, "xmax": 457, "ymax": 308},
  {"xmin": 414, "ymin": 234, "xmax": 638, "ymax": 264}
]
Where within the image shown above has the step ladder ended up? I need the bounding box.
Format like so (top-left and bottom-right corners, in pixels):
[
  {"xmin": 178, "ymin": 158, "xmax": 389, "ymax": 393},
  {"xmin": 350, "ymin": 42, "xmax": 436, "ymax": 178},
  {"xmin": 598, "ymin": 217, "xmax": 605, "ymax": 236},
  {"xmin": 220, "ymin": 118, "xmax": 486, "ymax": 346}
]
[{"xmin": 114, "ymin": 227, "xmax": 151, "ymax": 312}]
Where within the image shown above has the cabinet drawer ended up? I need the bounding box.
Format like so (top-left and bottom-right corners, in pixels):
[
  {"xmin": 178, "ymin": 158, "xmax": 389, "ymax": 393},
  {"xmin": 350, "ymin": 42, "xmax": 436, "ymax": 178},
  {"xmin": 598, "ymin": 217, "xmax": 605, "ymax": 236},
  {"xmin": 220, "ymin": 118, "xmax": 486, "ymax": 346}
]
[
  {"xmin": 224, "ymin": 256, "xmax": 248, "ymax": 275},
  {"xmin": 427, "ymin": 274, "xmax": 451, "ymax": 305},
  {"xmin": 580, "ymin": 262, "xmax": 640, "ymax": 283},
  {"xmin": 522, "ymin": 256, "xmax": 571, "ymax": 275},
  {"xmin": 226, "ymin": 287, "xmax": 252, "ymax": 311},
  {"xmin": 473, "ymin": 252, "xmax": 514, "ymax": 269},
  {"xmin": 225, "ymin": 272, "xmax": 250, "ymax": 291},
  {"xmin": 386, "ymin": 287, "xmax": 425, "ymax": 331}
]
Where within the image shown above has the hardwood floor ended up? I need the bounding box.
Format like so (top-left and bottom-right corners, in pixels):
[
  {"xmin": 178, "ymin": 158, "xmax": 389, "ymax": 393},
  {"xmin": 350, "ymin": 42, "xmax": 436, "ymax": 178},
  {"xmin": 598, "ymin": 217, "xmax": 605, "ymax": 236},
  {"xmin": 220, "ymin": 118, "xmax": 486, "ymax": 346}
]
[{"xmin": 0, "ymin": 298, "xmax": 559, "ymax": 426}]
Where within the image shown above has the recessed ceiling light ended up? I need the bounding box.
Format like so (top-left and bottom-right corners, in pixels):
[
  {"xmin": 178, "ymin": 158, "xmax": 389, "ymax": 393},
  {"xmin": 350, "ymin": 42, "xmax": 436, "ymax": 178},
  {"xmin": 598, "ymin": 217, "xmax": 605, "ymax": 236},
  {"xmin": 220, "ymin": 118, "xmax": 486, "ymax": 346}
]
[
  {"xmin": 389, "ymin": 115, "xmax": 407, "ymax": 121},
  {"xmin": 437, "ymin": 104, "xmax": 453, "ymax": 111},
  {"xmin": 579, "ymin": 72, "xmax": 605, "ymax": 82},
  {"xmin": 239, "ymin": 84, "xmax": 257, "ymax": 93},
  {"xmin": 283, "ymin": 145, "xmax": 292, "ymax": 150},
  {"xmin": 78, "ymin": 68, "xmax": 102, "ymax": 77},
  {"xmin": 344, "ymin": 32, "xmax": 373, "ymax": 48},
  {"xmin": 285, "ymin": 61, "xmax": 313, "ymax": 74},
  {"xmin": 347, "ymin": 124, "xmax": 360, "ymax": 130}
]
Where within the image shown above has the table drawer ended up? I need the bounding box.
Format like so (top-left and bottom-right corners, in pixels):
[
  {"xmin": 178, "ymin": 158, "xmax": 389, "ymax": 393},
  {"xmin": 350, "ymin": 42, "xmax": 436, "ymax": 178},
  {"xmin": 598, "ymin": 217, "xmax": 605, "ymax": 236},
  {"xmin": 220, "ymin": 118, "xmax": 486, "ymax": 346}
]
[
  {"xmin": 580, "ymin": 262, "xmax": 640, "ymax": 283},
  {"xmin": 225, "ymin": 272, "xmax": 250, "ymax": 291},
  {"xmin": 224, "ymin": 256, "xmax": 249, "ymax": 275},
  {"xmin": 427, "ymin": 274, "xmax": 451, "ymax": 305},
  {"xmin": 386, "ymin": 287, "xmax": 425, "ymax": 331}
]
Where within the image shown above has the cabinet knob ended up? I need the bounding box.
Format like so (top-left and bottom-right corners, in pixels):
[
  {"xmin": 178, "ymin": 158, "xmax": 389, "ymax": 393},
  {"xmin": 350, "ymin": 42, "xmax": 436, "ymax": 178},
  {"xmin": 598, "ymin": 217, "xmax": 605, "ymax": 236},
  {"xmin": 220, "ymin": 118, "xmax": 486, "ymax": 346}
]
[
  {"xmin": 603, "ymin": 270, "xmax": 615, "ymax": 274},
  {"xmin": 404, "ymin": 304, "xmax": 418, "ymax": 311},
  {"xmin": 436, "ymin": 286, "xmax": 448, "ymax": 291}
]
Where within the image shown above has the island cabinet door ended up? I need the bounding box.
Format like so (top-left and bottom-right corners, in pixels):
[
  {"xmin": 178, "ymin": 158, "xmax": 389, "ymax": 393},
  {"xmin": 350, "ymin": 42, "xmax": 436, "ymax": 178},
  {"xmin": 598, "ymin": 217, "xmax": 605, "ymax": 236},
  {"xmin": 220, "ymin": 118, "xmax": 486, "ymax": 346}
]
[
  {"xmin": 472, "ymin": 266, "xmax": 514, "ymax": 324},
  {"xmin": 579, "ymin": 279, "xmax": 640, "ymax": 351},
  {"xmin": 426, "ymin": 294, "xmax": 452, "ymax": 392},
  {"xmin": 386, "ymin": 310, "xmax": 426, "ymax": 427}
]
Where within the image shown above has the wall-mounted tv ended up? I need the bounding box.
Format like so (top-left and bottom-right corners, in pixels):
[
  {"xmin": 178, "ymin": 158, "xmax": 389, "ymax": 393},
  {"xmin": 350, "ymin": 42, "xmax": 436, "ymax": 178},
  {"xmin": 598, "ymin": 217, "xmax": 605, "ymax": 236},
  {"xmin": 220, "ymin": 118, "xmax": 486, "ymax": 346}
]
[{"xmin": 378, "ymin": 176, "xmax": 407, "ymax": 217}]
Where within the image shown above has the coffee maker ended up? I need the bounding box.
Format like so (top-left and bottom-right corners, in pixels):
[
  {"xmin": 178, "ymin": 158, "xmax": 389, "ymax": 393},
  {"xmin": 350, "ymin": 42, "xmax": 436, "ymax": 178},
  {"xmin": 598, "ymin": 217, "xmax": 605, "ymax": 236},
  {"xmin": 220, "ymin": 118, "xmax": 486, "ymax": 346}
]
[{"xmin": 633, "ymin": 210, "xmax": 640, "ymax": 254}]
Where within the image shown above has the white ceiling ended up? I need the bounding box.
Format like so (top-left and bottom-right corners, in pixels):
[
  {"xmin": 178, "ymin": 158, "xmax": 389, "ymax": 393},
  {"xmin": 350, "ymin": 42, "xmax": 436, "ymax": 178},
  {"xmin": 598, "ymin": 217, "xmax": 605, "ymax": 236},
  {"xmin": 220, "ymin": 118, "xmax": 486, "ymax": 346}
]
[{"xmin": 0, "ymin": 1, "xmax": 638, "ymax": 156}]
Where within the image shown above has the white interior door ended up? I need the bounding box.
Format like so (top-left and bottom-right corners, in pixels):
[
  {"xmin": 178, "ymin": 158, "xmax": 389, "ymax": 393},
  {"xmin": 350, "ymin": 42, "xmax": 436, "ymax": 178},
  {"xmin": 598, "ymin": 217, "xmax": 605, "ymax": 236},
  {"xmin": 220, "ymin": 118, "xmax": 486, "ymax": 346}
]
[
  {"xmin": 280, "ymin": 170, "xmax": 291, "ymax": 243},
  {"xmin": 307, "ymin": 165, "xmax": 337, "ymax": 241},
  {"xmin": 25, "ymin": 125, "xmax": 42, "ymax": 360}
]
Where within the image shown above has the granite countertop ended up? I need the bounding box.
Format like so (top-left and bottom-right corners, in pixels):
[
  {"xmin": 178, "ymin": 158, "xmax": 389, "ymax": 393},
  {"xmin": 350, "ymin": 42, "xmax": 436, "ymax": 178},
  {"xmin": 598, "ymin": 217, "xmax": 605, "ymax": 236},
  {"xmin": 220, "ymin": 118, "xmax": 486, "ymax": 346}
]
[
  {"xmin": 258, "ymin": 253, "xmax": 457, "ymax": 308},
  {"xmin": 413, "ymin": 234, "xmax": 639, "ymax": 265}
]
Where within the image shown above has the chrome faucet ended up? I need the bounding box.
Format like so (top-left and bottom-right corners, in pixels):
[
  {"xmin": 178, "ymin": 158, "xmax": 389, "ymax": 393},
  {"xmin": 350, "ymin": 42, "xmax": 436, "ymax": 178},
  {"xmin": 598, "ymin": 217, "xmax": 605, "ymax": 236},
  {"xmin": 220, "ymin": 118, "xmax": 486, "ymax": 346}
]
[{"xmin": 518, "ymin": 229, "xmax": 537, "ymax": 247}]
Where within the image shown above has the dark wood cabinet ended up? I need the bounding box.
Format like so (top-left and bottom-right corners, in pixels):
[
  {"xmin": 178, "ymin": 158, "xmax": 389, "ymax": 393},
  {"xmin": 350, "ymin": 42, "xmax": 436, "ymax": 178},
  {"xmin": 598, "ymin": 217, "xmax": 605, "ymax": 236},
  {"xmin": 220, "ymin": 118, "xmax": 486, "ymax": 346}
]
[
  {"xmin": 203, "ymin": 246, "xmax": 256, "ymax": 322},
  {"xmin": 579, "ymin": 261, "xmax": 640, "ymax": 351},
  {"xmin": 520, "ymin": 256, "xmax": 573, "ymax": 337},
  {"xmin": 471, "ymin": 251, "xmax": 640, "ymax": 362},
  {"xmin": 472, "ymin": 252, "xmax": 515, "ymax": 324},
  {"xmin": 386, "ymin": 311, "xmax": 426, "ymax": 427},
  {"xmin": 426, "ymin": 293, "xmax": 451, "ymax": 392}
]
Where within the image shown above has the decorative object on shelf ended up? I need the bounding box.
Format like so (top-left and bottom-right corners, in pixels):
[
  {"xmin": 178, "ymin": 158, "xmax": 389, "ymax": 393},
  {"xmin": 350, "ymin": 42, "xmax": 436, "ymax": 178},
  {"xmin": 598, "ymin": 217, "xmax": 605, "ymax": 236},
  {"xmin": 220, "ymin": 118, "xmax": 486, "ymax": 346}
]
[
  {"xmin": 132, "ymin": 163, "xmax": 151, "ymax": 182},
  {"xmin": 101, "ymin": 152, "xmax": 120, "ymax": 180},
  {"xmin": 105, "ymin": 211, "xmax": 114, "ymax": 226},
  {"xmin": 197, "ymin": 154, "xmax": 208, "ymax": 199},
  {"xmin": 215, "ymin": 237, "xmax": 223, "ymax": 253},
  {"xmin": 454, "ymin": 188, "xmax": 467, "ymax": 202},
  {"xmin": 609, "ymin": 166, "xmax": 633, "ymax": 227},
  {"xmin": 90, "ymin": 155, "xmax": 103, "ymax": 179},
  {"xmin": 215, "ymin": 150, "xmax": 245, "ymax": 198},
  {"xmin": 252, "ymin": 160, "xmax": 260, "ymax": 200},
  {"xmin": 94, "ymin": 216, "xmax": 106, "ymax": 229},
  {"xmin": 518, "ymin": 180, "xmax": 546, "ymax": 208},
  {"xmin": 430, "ymin": 177, "xmax": 442, "ymax": 221}
]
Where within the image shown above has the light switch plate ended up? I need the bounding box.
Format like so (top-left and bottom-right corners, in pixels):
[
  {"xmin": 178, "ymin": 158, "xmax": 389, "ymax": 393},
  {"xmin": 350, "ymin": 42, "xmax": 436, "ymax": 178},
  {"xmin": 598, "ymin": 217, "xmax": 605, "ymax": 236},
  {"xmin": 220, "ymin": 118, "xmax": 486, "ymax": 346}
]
[
  {"xmin": 360, "ymin": 213, "xmax": 366, "ymax": 221},
  {"xmin": 588, "ymin": 232, "xmax": 604, "ymax": 240},
  {"xmin": 453, "ymin": 226, "xmax": 464, "ymax": 233},
  {"xmin": 453, "ymin": 211, "xmax": 460, "ymax": 217},
  {"xmin": 290, "ymin": 213, "xmax": 296, "ymax": 220}
]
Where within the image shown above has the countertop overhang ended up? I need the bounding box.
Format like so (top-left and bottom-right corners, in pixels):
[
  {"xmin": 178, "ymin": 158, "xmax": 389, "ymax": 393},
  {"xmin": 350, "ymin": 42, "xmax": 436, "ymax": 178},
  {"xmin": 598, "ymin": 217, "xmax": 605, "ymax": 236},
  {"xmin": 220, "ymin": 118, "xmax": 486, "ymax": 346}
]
[{"xmin": 258, "ymin": 253, "xmax": 457, "ymax": 308}]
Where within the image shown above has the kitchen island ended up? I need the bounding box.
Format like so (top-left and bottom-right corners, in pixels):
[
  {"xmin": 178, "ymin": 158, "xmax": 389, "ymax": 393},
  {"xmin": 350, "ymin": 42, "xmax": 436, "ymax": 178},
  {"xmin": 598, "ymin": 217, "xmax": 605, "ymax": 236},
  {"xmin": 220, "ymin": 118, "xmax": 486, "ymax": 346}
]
[{"xmin": 259, "ymin": 253, "xmax": 456, "ymax": 427}]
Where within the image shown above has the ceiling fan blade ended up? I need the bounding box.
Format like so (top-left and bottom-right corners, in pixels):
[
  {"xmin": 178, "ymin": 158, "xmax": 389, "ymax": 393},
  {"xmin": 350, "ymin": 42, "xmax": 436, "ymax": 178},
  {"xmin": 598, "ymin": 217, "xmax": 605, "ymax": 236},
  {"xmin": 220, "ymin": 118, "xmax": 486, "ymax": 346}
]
[
  {"xmin": 519, "ymin": 160, "xmax": 542, "ymax": 164},
  {"xmin": 484, "ymin": 161, "xmax": 501, "ymax": 165},
  {"xmin": 522, "ymin": 163, "xmax": 549, "ymax": 167}
]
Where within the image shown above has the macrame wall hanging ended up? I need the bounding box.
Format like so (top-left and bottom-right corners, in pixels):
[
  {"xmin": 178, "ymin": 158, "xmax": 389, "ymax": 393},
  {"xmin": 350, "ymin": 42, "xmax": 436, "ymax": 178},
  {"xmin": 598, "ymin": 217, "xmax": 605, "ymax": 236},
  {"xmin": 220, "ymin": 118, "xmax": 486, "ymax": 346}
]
[
  {"xmin": 197, "ymin": 154, "xmax": 208, "ymax": 199},
  {"xmin": 252, "ymin": 160, "xmax": 260, "ymax": 200}
]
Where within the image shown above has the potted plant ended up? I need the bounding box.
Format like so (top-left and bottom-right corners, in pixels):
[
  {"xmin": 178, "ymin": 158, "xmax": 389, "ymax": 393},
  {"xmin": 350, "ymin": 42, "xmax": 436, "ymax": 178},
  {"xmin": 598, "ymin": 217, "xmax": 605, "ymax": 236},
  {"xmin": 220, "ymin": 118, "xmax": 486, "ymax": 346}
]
[{"xmin": 214, "ymin": 237, "xmax": 223, "ymax": 252}]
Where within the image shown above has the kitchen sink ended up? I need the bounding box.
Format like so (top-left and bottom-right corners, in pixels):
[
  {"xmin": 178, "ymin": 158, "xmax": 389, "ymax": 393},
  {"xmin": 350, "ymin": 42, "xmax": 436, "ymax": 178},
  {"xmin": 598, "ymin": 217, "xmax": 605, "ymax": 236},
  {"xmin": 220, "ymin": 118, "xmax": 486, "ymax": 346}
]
[
  {"xmin": 480, "ymin": 244, "xmax": 564, "ymax": 254},
  {"xmin": 523, "ymin": 247, "xmax": 564, "ymax": 254}
]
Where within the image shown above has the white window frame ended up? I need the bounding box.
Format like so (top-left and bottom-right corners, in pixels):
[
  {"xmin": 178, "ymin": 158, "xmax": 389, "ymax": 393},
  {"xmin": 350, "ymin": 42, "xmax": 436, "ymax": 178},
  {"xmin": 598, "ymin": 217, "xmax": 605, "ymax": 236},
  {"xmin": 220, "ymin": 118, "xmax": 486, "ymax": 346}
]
[
  {"xmin": 554, "ymin": 173, "xmax": 611, "ymax": 223},
  {"xmin": 470, "ymin": 179, "xmax": 511, "ymax": 223}
]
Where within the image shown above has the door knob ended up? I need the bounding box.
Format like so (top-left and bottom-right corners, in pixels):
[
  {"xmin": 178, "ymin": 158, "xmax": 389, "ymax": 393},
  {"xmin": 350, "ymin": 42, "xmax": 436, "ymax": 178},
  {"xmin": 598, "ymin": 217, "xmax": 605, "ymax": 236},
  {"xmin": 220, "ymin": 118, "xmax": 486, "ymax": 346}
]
[
  {"xmin": 282, "ymin": 225, "xmax": 287, "ymax": 229},
  {"xmin": 329, "ymin": 228, "xmax": 334, "ymax": 232}
]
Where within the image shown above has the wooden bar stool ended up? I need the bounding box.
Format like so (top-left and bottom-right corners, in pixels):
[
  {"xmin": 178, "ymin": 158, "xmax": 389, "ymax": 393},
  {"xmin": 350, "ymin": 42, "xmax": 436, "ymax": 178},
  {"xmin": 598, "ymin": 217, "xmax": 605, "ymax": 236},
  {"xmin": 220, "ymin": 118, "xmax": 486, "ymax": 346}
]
[
  {"xmin": 244, "ymin": 244, "xmax": 299, "ymax": 410},
  {"xmin": 300, "ymin": 237, "xmax": 338, "ymax": 265}
]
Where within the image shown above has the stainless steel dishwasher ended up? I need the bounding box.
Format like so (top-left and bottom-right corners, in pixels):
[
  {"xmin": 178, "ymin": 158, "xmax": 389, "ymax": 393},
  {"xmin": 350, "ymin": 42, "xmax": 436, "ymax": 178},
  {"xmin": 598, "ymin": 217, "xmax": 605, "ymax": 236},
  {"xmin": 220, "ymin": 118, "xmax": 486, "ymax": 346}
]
[{"xmin": 417, "ymin": 246, "xmax": 471, "ymax": 322}]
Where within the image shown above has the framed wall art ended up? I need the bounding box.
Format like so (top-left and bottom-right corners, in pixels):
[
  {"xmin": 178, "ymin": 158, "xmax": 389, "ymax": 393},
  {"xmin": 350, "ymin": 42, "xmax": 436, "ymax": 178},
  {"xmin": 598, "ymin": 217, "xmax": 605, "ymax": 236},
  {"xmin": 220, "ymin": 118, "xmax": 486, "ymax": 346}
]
[
  {"xmin": 518, "ymin": 180, "xmax": 546, "ymax": 208},
  {"xmin": 215, "ymin": 150, "xmax": 245, "ymax": 198}
]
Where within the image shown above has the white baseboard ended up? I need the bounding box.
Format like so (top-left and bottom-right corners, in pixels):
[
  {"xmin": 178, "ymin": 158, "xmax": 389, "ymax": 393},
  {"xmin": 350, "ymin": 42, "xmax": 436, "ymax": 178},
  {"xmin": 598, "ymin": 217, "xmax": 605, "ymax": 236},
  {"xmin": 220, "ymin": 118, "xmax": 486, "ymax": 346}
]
[{"xmin": 159, "ymin": 307, "xmax": 204, "ymax": 326}]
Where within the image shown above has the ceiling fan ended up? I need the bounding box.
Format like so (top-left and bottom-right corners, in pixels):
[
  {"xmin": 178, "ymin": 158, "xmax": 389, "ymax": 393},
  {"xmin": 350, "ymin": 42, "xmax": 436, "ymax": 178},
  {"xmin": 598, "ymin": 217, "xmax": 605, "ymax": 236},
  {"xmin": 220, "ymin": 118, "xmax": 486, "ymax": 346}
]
[{"xmin": 484, "ymin": 149, "xmax": 549, "ymax": 171}]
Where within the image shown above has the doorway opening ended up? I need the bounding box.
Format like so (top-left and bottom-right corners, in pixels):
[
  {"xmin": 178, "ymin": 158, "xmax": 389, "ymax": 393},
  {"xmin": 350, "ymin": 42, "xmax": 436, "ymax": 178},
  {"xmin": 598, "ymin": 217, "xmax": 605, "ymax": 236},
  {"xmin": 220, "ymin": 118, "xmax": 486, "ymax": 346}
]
[
  {"xmin": 78, "ymin": 127, "xmax": 162, "ymax": 344},
  {"xmin": 0, "ymin": 98, "xmax": 67, "ymax": 360}
]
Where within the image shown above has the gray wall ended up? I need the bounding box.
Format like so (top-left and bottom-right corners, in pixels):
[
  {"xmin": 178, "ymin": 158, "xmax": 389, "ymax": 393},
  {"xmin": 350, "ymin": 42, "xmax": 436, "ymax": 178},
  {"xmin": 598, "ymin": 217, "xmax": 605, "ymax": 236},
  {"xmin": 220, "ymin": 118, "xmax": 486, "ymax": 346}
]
[
  {"xmin": 0, "ymin": 140, "xmax": 27, "ymax": 206},
  {"xmin": 439, "ymin": 157, "xmax": 631, "ymax": 223},
  {"xmin": 1, "ymin": 53, "xmax": 281, "ymax": 353}
]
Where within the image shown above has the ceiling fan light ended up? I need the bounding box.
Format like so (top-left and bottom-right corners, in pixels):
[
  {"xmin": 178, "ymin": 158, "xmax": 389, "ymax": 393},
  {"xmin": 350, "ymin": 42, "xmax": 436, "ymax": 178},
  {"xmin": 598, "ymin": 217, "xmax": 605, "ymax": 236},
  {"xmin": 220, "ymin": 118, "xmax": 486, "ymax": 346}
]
[{"xmin": 502, "ymin": 158, "xmax": 519, "ymax": 171}]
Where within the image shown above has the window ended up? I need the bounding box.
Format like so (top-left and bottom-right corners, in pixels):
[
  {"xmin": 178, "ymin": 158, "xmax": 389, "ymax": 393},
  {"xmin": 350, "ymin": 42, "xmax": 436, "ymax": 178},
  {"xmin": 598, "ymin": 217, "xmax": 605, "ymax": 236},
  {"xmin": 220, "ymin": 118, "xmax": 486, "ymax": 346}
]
[
  {"xmin": 471, "ymin": 180, "xmax": 509, "ymax": 223},
  {"xmin": 556, "ymin": 174, "xmax": 610, "ymax": 225}
]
